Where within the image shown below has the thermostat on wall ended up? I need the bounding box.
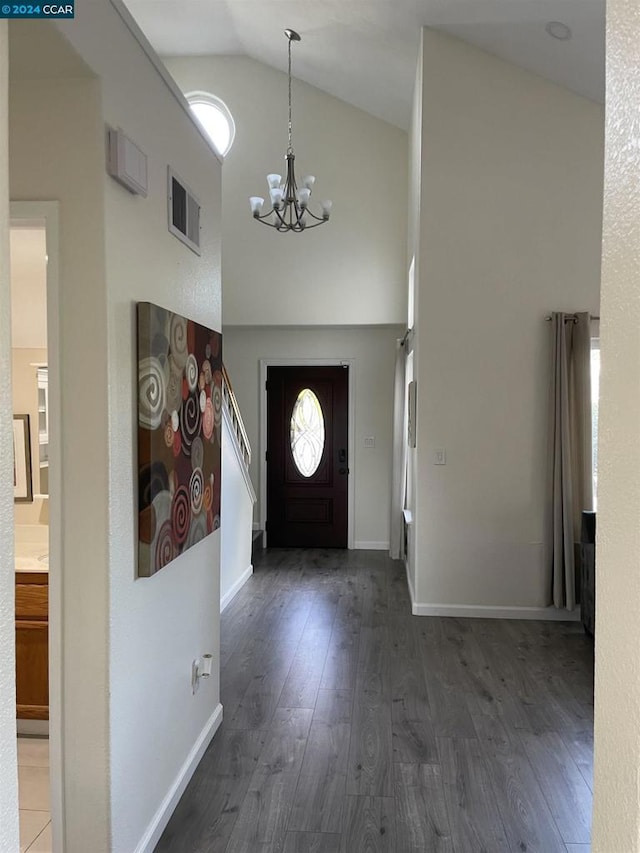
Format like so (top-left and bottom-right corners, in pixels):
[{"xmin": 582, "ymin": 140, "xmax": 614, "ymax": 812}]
[{"xmin": 106, "ymin": 127, "xmax": 148, "ymax": 197}]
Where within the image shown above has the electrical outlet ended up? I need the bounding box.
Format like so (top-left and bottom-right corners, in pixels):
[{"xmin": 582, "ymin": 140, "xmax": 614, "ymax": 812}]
[
  {"xmin": 364, "ymin": 436, "xmax": 375, "ymax": 448},
  {"xmin": 434, "ymin": 448, "xmax": 446, "ymax": 465},
  {"xmin": 192, "ymin": 653, "xmax": 214, "ymax": 694}
]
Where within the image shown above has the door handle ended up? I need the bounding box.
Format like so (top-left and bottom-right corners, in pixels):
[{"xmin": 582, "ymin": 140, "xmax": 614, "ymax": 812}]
[{"xmin": 339, "ymin": 468, "xmax": 349, "ymax": 475}]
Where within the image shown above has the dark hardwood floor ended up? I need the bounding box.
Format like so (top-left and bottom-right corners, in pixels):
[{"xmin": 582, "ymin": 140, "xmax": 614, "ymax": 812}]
[{"xmin": 156, "ymin": 549, "xmax": 594, "ymax": 853}]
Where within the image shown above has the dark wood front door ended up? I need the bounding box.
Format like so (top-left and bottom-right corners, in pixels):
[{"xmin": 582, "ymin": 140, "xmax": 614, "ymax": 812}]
[{"xmin": 267, "ymin": 365, "xmax": 349, "ymax": 547}]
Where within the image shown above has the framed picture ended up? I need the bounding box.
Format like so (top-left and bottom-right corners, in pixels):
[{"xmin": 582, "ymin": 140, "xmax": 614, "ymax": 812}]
[
  {"xmin": 13, "ymin": 414, "xmax": 33, "ymax": 503},
  {"xmin": 137, "ymin": 302, "xmax": 223, "ymax": 578},
  {"xmin": 407, "ymin": 380, "xmax": 417, "ymax": 449}
]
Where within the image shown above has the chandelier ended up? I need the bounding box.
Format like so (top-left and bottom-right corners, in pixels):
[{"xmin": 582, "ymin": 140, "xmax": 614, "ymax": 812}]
[{"xmin": 249, "ymin": 29, "xmax": 332, "ymax": 233}]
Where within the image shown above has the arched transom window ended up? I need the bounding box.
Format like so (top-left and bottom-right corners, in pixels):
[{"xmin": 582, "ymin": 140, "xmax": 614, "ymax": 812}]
[{"xmin": 186, "ymin": 91, "xmax": 235, "ymax": 158}]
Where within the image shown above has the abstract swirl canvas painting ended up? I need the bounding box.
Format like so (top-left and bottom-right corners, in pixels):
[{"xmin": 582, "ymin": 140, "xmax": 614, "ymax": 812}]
[{"xmin": 137, "ymin": 302, "xmax": 222, "ymax": 577}]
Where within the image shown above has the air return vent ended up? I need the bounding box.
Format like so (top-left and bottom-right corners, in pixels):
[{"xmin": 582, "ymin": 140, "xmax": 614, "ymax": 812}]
[{"xmin": 168, "ymin": 167, "xmax": 201, "ymax": 255}]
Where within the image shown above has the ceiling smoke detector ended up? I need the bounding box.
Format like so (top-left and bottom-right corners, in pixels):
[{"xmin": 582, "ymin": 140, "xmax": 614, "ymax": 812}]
[{"xmin": 545, "ymin": 21, "xmax": 572, "ymax": 41}]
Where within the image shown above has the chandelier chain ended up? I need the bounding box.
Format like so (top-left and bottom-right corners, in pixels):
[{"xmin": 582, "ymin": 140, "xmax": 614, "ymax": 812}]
[{"xmin": 288, "ymin": 35, "xmax": 293, "ymax": 154}]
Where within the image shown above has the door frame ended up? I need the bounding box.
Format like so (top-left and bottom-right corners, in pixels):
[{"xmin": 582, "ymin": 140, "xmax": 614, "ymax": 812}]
[
  {"xmin": 259, "ymin": 358, "xmax": 356, "ymax": 549},
  {"xmin": 10, "ymin": 201, "xmax": 63, "ymax": 853}
]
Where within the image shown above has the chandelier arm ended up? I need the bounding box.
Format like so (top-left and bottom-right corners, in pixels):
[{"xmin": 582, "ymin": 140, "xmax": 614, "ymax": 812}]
[
  {"xmin": 303, "ymin": 210, "xmax": 327, "ymax": 223},
  {"xmin": 256, "ymin": 216, "xmax": 328, "ymax": 232},
  {"xmin": 254, "ymin": 208, "xmax": 276, "ymax": 221},
  {"xmin": 254, "ymin": 203, "xmax": 328, "ymax": 230}
]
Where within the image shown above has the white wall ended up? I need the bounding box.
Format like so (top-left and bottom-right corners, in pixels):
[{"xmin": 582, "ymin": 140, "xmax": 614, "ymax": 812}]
[
  {"xmin": 411, "ymin": 30, "xmax": 604, "ymax": 611},
  {"xmin": 64, "ymin": 4, "xmax": 223, "ymax": 851},
  {"xmin": 592, "ymin": 0, "xmax": 640, "ymax": 845},
  {"xmin": 0, "ymin": 20, "xmax": 20, "ymax": 853},
  {"xmin": 220, "ymin": 412, "xmax": 254, "ymax": 608},
  {"xmin": 223, "ymin": 325, "xmax": 402, "ymax": 549},
  {"xmin": 165, "ymin": 55, "xmax": 408, "ymax": 327},
  {"xmin": 10, "ymin": 70, "xmax": 110, "ymax": 850},
  {"xmin": 10, "ymin": 228, "xmax": 47, "ymax": 349},
  {"xmin": 11, "ymin": 4, "xmax": 223, "ymax": 850}
]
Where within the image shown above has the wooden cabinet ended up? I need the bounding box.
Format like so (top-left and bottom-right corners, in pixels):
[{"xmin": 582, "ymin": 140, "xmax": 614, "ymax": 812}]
[{"xmin": 15, "ymin": 571, "xmax": 49, "ymax": 720}]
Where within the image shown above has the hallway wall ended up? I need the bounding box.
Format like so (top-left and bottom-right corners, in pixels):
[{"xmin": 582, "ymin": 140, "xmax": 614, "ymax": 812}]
[
  {"xmin": 410, "ymin": 30, "xmax": 604, "ymax": 611},
  {"xmin": 223, "ymin": 325, "xmax": 403, "ymax": 549},
  {"xmin": 11, "ymin": 5, "xmax": 224, "ymax": 850},
  {"xmin": 0, "ymin": 20, "xmax": 20, "ymax": 853},
  {"xmin": 60, "ymin": 5, "xmax": 223, "ymax": 850},
  {"xmin": 10, "ymin": 71, "xmax": 110, "ymax": 849}
]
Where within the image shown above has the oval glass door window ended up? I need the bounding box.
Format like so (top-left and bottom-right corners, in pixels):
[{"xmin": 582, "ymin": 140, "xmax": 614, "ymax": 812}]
[{"xmin": 290, "ymin": 388, "xmax": 325, "ymax": 477}]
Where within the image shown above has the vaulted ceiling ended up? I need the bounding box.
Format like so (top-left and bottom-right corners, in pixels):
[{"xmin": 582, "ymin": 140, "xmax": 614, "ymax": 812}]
[{"xmin": 124, "ymin": 0, "xmax": 605, "ymax": 129}]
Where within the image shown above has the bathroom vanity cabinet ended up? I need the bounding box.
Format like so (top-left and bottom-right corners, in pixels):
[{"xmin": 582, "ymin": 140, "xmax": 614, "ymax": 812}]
[{"xmin": 15, "ymin": 571, "xmax": 49, "ymax": 720}]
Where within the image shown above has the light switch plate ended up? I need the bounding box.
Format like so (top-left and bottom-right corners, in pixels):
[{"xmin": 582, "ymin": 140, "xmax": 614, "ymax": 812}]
[
  {"xmin": 434, "ymin": 448, "xmax": 446, "ymax": 465},
  {"xmin": 364, "ymin": 436, "xmax": 375, "ymax": 448}
]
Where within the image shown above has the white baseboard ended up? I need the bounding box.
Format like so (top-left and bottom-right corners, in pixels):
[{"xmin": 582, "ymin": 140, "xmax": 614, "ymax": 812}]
[
  {"xmin": 220, "ymin": 565, "xmax": 253, "ymax": 613},
  {"xmin": 354, "ymin": 541, "xmax": 390, "ymax": 551},
  {"xmin": 411, "ymin": 602, "xmax": 581, "ymax": 621},
  {"xmin": 135, "ymin": 703, "xmax": 223, "ymax": 853}
]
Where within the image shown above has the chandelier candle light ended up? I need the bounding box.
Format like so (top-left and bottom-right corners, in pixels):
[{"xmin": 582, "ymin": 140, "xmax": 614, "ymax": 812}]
[{"xmin": 249, "ymin": 28, "xmax": 332, "ymax": 233}]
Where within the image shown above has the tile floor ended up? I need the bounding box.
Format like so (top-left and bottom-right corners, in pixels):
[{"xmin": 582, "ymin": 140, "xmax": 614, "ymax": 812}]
[{"xmin": 17, "ymin": 737, "xmax": 51, "ymax": 853}]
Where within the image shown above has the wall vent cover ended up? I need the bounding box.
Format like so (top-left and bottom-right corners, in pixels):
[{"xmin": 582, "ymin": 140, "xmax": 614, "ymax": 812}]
[
  {"xmin": 168, "ymin": 167, "xmax": 201, "ymax": 255},
  {"xmin": 107, "ymin": 127, "xmax": 148, "ymax": 196}
]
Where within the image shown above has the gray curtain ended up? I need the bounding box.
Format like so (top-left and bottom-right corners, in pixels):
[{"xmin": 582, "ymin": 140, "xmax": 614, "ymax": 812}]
[
  {"xmin": 545, "ymin": 312, "xmax": 594, "ymax": 609},
  {"xmin": 390, "ymin": 338, "xmax": 407, "ymax": 560}
]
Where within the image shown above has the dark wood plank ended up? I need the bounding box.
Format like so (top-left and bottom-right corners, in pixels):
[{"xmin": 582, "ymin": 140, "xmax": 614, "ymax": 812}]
[
  {"xmin": 391, "ymin": 713, "xmax": 437, "ymax": 765},
  {"xmin": 437, "ymin": 736, "xmax": 511, "ymax": 852},
  {"xmin": 347, "ymin": 690, "xmax": 394, "ymax": 796},
  {"xmin": 288, "ymin": 707, "xmax": 350, "ymax": 833},
  {"xmin": 520, "ymin": 730, "xmax": 592, "ymax": 845},
  {"xmin": 497, "ymin": 620, "xmax": 590, "ymax": 734},
  {"xmin": 225, "ymin": 708, "xmax": 313, "ymax": 853},
  {"xmin": 155, "ymin": 727, "xmax": 267, "ymax": 852},
  {"xmin": 283, "ymin": 832, "xmax": 341, "ymax": 853},
  {"xmin": 356, "ymin": 625, "xmax": 392, "ymax": 697},
  {"xmin": 340, "ymin": 796, "xmax": 395, "ymax": 853},
  {"xmin": 358, "ymin": 568, "xmax": 390, "ymax": 628},
  {"xmin": 394, "ymin": 764, "xmax": 454, "ymax": 852},
  {"xmin": 390, "ymin": 648, "xmax": 436, "ymax": 764},
  {"xmin": 320, "ymin": 624, "xmax": 359, "ymax": 691},
  {"xmin": 313, "ymin": 689, "xmax": 353, "ymax": 724},
  {"xmin": 469, "ymin": 697, "xmax": 567, "ymax": 852},
  {"xmin": 417, "ymin": 621, "xmax": 477, "ymax": 738},
  {"xmin": 288, "ymin": 769, "xmax": 347, "ymax": 834},
  {"xmin": 278, "ymin": 627, "xmax": 332, "ymax": 709},
  {"xmin": 561, "ymin": 728, "xmax": 594, "ymax": 792},
  {"xmin": 333, "ymin": 579, "xmax": 363, "ymax": 628}
]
